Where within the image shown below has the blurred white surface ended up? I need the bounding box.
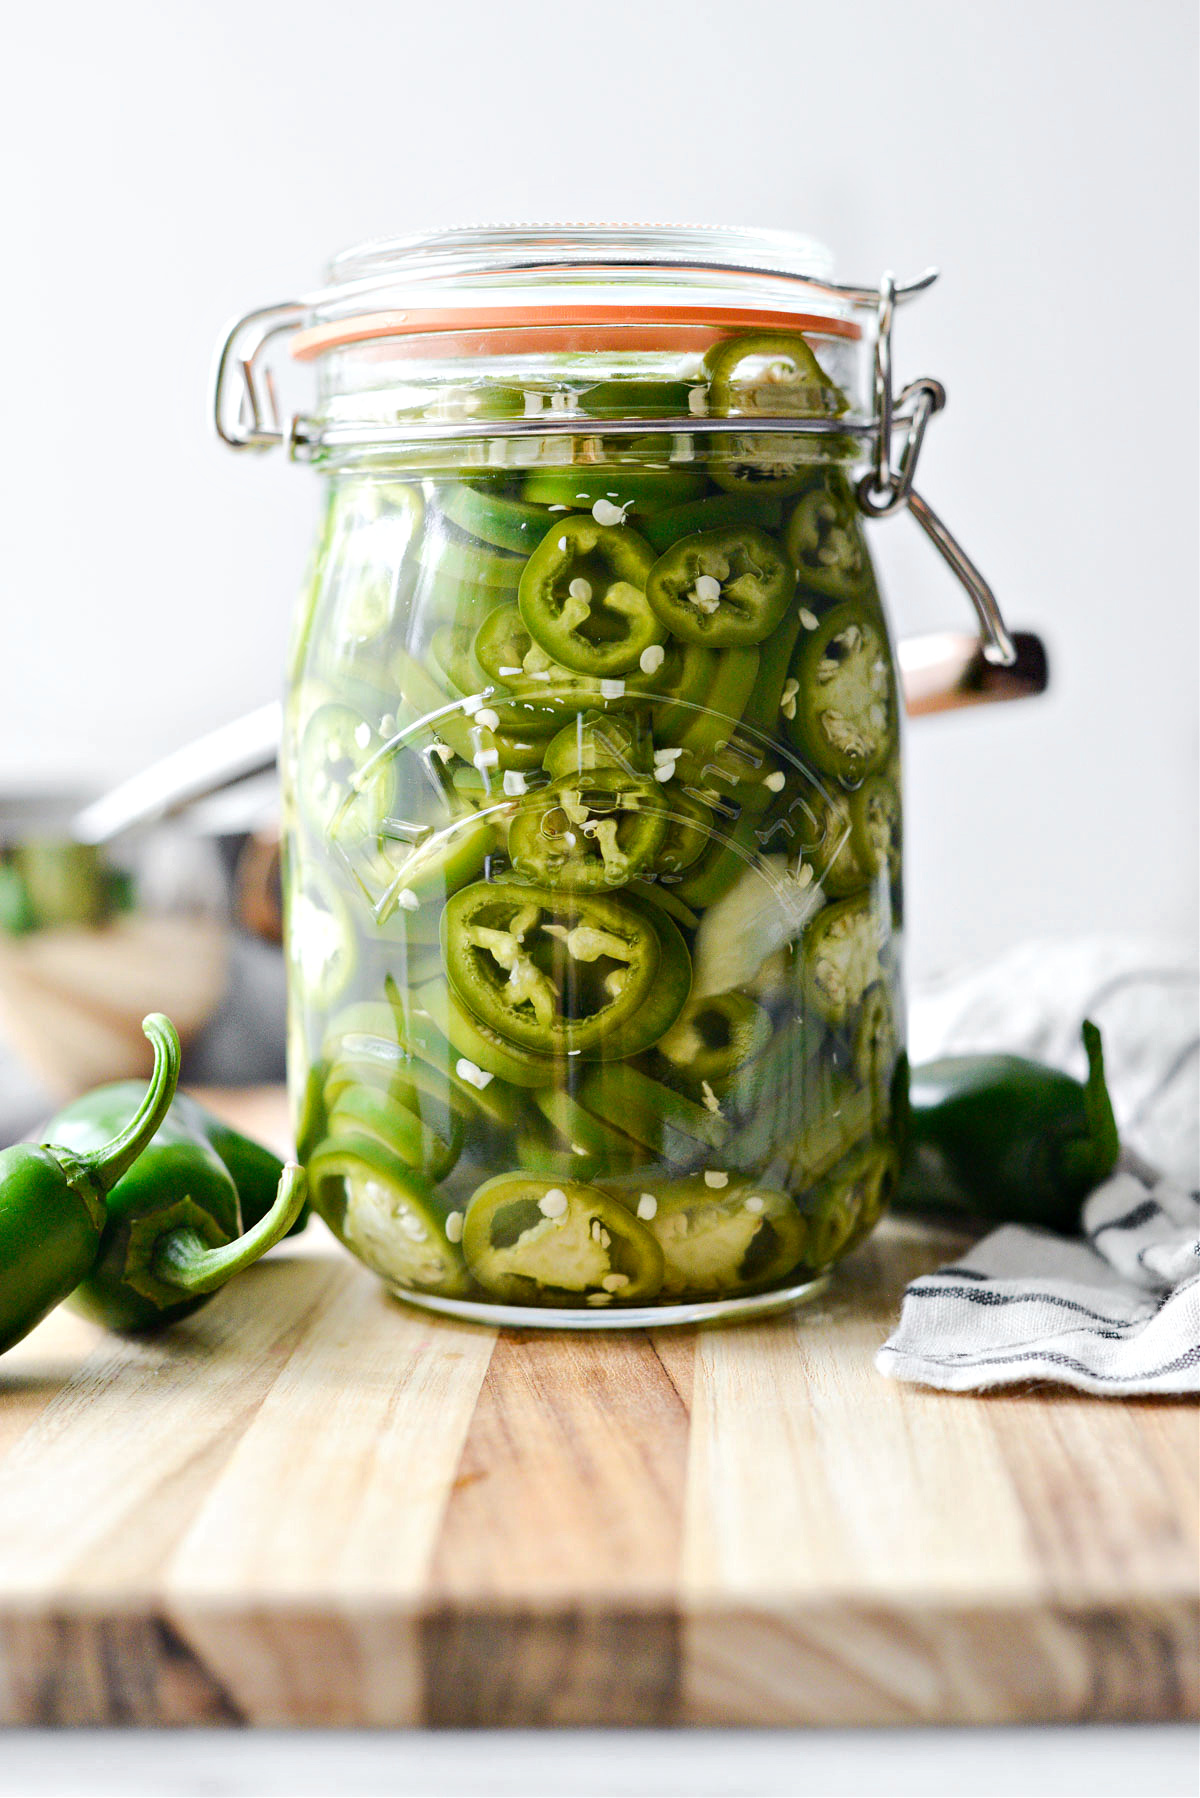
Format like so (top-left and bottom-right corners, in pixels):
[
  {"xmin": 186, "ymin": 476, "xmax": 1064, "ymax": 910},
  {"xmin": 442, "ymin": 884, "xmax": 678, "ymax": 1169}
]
[
  {"xmin": 0, "ymin": 1727, "xmax": 1196, "ymax": 1798},
  {"xmin": 3, "ymin": 0, "xmax": 1197, "ymax": 980}
]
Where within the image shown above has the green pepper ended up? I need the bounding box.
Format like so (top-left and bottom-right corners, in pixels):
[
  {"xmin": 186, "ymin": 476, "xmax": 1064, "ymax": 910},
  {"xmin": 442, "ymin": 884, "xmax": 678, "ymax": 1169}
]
[
  {"xmin": 785, "ymin": 602, "xmax": 897, "ymax": 784},
  {"xmin": 704, "ymin": 332, "xmax": 849, "ymax": 495},
  {"xmin": 722, "ymin": 1015, "xmax": 836, "ymax": 1170},
  {"xmin": 541, "ymin": 711, "xmax": 654, "ymax": 779},
  {"xmin": 641, "ymin": 491, "xmax": 784, "ymax": 553},
  {"xmin": 632, "ymin": 1173, "xmax": 807, "ymax": 1297},
  {"xmin": 392, "ymin": 648, "xmax": 548, "ymax": 773},
  {"xmin": 507, "ymin": 768, "xmax": 668, "ymax": 890},
  {"xmin": 515, "ymin": 1112, "xmax": 603, "ymax": 1186},
  {"xmin": 645, "ymin": 527, "xmax": 794, "ymax": 647},
  {"xmin": 369, "ymin": 809, "xmax": 497, "ymax": 929},
  {"xmin": 706, "ymin": 331, "xmax": 848, "ymax": 422},
  {"xmin": 578, "ymin": 890, "xmax": 692, "ymax": 1061},
  {"xmin": 577, "ymin": 1062, "xmax": 728, "ymax": 1168},
  {"xmin": 645, "ymin": 638, "xmax": 721, "ymax": 740},
  {"xmin": 441, "ymin": 880, "xmax": 663, "ymax": 1057},
  {"xmin": 668, "ymin": 727, "xmax": 789, "ymax": 817},
  {"xmin": 852, "ymin": 983, "xmax": 899, "ymax": 1131},
  {"xmin": 326, "ymin": 992, "xmax": 520, "ymax": 1124},
  {"xmin": 530, "ymin": 1088, "xmax": 645, "ymax": 1175},
  {"xmin": 414, "ymin": 572, "xmax": 513, "ymax": 633},
  {"xmin": 461, "ymin": 1171, "xmax": 664, "ymax": 1306},
  {"xmin": 299, "ymin": 704, "xmax": 394, "ymax": 844},
  {"xmin": 657, "ymin": 990, "xmax": 772, "ymax": 1088},
  {"xmin": 332, "ymin": 481, "xmax": 422, "ymax": 645},
  {"xmin": 440, "ymin": 482, "xmax": 555, "ymax": 555},
  {"xmin": 784, "ymin": 472, "xmax": 875, "ymax": 603},
  {"xmin": 650, "ymin": 791, "xmax": 711, "ymax": 877},
  {"xmin": 785, "ymin": 771, "xmax": 902, "ymax": 897},
  {"xmin": 660, "ymin": 647, "xmax": 760, "ymax": 762},
  {"xmin": 413, "ymin": 977, "xmax": 558, "ymax": 1090},
  {"xmin": 520, "ymin": 465, "xmax": 708, "ymax": 516},
  {"xmin": 630, "ymin": 876, "xmax": 701, "ymax": 933},
  {"xmin": 471, "ymin": 603, "xmax": 620, "ymax": 714},
  {"xmin": 781, "ymin": 1073, "xmax": 877, "ymax": 1191},
  {"xmin": 0, "ymin": 1015, "xmax": 180, "ymax": 1353},
  {"xmin": 517, "ymin": 514, "xmax": 662, "ymax": 678},
  {"xmin": 803, "ymin": 1141, "xmax": 899, "ymax": 1265},
  {"xmin": 803, "ymin": 894, "xmax": 888, "ymax": 1027},
  {"xmin": 739, "ymin": 604, "xmax": 807, "ymax": 740},
  {"xmin": 670, "ymin": 808, "xmax": 762, "ymax": 909},
  {"xmin": 431, "ymin": 623, "xmax": 562, "ymax": 739},
  {"xmin": 579, "ymin": 380, "xmax": 697, "ymax": 419},
  {"xmin": 324, "ymin": 1079, "xmax": 462, "ymax": 1182},
  {"xmin": 895, "ymin": 1022, "xmax": 1120, "ymax": 1235},
  {"xmin": 419, "ymin": 529, "xmax": 526, "ymax": 592},
  {"xmin": 286, "ymin": 867, "xmax": 358, "ymax": 1010},
  {"xmin": 47, "ymin": 1056, "xmax": 306, "ymax": 1334},
  {"xmin": 56, "ymin": 1083, "xmax": 310, "ymax": 1240},
  {"xmin": 309, "ymin": 1133, "xmax": 469, "ymax": 1297}
]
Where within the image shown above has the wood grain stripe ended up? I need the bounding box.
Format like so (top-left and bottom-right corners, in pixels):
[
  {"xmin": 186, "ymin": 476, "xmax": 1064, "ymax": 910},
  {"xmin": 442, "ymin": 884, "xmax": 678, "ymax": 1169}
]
[
  {"xmin": 422, "ymin": 1328, "xmax": 692, "ymax": 1724},
  {"xmin": 680, "ymin": 1226, "xmax": 1051, "ymax": 1725},
  {"xmin": 0, "ymin": 1254, "xmax": 343, "ymax": 1600},
  {"xmin": 163, "ymin": 1260, "xmax": 496, "ymax": 1726}
]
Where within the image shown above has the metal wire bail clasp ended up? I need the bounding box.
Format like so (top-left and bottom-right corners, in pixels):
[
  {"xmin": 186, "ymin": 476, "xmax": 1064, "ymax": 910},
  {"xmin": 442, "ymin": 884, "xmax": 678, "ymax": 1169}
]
[
  {"xmin": 212, "ymin": 302, "xmax": 306, "ymax": 452},
  {"xmin": 857, "ymin": 274, "xmax": 1017, "ymax": 667}
]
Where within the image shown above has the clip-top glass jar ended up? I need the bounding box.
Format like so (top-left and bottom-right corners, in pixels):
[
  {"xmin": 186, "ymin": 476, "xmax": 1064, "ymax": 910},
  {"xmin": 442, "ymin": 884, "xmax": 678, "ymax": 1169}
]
[{"xmin": 214, "ymin": 224, "xmax": 1017, "ymax": 1326}]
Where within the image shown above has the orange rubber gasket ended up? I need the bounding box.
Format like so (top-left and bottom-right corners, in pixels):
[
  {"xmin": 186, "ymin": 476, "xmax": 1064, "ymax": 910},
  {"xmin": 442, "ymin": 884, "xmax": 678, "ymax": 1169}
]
[{"xmin": 290, "ymin": 305, "xmax": 861, "ymax": 362}]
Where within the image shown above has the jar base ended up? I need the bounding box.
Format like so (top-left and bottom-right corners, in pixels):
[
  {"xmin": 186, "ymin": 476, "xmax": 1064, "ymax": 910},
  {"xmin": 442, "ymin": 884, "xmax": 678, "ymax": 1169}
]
[{"xmin": 383, "ymin": 1271, "xmax": 832, "ymax": 1331}]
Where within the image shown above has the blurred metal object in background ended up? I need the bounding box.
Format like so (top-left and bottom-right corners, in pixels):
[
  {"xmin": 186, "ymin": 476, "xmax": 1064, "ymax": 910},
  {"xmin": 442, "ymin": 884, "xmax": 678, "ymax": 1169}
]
[
  {"xmin": 899, "ymin": 630, "xmax": 1049, "ymax": 718},
  {"xmin": 0, "ymin": 786, "xmax": 284, "ymax": 1143}
]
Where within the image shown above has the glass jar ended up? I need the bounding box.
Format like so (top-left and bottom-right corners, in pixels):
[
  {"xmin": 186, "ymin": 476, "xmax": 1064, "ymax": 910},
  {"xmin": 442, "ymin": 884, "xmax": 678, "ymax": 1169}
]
[{"xmin": 215, "ymin": 225, "xmax": 1016, "ymax": 1325}]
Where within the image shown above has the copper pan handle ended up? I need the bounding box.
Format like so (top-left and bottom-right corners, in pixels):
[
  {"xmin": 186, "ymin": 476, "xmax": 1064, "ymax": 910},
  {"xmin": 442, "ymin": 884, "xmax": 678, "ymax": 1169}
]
[{"xmin": 898, "ymin": 629, "xmax": 1048, "ymax": 718}]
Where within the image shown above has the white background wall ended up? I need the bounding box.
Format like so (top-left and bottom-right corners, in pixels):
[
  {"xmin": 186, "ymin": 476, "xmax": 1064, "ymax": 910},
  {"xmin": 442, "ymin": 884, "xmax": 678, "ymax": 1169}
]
[{"xmin": 3, "ymin": 0, "xmax": 1197, "ymax": 978}]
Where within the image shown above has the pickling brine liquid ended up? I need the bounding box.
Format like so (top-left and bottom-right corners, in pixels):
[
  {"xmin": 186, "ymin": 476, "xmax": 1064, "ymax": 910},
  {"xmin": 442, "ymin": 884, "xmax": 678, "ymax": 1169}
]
[{"xmin": 282, "ymin": 379, "xmax": 904, "ymax": 1320}]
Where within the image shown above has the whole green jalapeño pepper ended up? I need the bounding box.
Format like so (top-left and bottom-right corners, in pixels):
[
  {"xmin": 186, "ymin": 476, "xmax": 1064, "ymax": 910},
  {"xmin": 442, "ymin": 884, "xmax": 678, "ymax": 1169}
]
[
  {"xmin": 0, "ymin": 1014, "xmax": 180, "ymax": 1354},
  {"xmin": 517, "ymin": 513, "xmax": 663, "ymax": 678},
  {"xmin": 896, "ymin": 1022, "xmax": 1120, "ymax": 1235},
  {"xmin": 441, "ymin": 880, "xmax": 668, "ymax": 1057},
  {"xmin": 48, "ymin": 1085, "xmax": 307, "ymax": 1333},
  {"xmin": 52, "ymin": 1084, "xmax": 311, "ymax": 1239},
  {"xmin": 645, "ymin": 526, "xmax": 794, "ymax": 647}
]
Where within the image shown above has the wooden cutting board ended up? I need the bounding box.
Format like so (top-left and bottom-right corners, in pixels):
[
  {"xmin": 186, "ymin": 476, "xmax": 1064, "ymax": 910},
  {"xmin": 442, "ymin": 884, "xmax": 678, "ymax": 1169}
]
[{"xmin": 0, "ymin": 1087, "xmax": 1195, "ymax": 1729}]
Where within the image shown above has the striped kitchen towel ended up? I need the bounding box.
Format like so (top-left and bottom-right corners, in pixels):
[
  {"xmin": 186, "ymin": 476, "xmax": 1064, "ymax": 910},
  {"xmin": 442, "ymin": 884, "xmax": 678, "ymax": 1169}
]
[
  {"xmin": 875, "ymin": 1168, "xmax": 1200, "ymax": 1394},
  {"xmin": 877, "ymin": 936, "xmax": 1199, "ymax": 1394}
]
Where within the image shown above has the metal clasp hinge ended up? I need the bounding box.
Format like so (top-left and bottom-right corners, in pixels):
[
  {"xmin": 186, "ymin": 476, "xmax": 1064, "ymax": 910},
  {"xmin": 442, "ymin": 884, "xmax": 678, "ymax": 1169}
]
[
  {"xmin": 212, "ymin": 303, "xmax": 307, "ymax": 453},
  {"xmin": 855, "ymin": 273, "xmax": 1017, "ymax": 667}
]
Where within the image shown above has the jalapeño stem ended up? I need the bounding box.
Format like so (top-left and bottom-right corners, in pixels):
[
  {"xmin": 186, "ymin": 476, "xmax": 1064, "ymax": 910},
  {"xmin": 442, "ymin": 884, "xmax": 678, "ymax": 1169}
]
[
  {"xmin": 79, "ymin": 1014, "xmax": 182, "ymax": 1194},
  {"xmin": 1062, "ymin": 1019, "xmax": 1120, "ymax": 1190},
  {"xmin": 151, "ymin": 1163, "xmax": 307, "ymax": 1295}
]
